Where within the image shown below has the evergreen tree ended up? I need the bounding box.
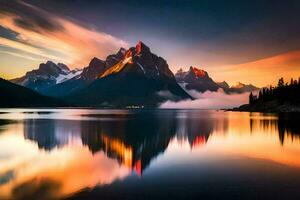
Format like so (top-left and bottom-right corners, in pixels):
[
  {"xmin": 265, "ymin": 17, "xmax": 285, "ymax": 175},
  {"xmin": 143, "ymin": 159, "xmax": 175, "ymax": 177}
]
[
  {"xmin": 258, "ymin": 90, "xmax": 262, "ymax": 99},
  {"xmin": 248, "ymin": 77, "xmax": 300, "ymax": 107},
  {"xmin": 278, "ymin": 77, "xmax": 284, "ymax": 88},
  {"xmin": 290, "ymin": 78, "xmax": 294, "ymax": 85},
  {"xmin": 249, "ymin": 92, "xmax": 254, "ymax": 104}
]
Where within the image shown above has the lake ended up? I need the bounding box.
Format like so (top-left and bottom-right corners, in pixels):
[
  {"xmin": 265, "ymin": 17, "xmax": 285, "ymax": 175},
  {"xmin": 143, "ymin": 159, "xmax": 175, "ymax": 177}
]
[{"xmin": 0, "ymin": 109, "xmax": 300, "ymax": 200}]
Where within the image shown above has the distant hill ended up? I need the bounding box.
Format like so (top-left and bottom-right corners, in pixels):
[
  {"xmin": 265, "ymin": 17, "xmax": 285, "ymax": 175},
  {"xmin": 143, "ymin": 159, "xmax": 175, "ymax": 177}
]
[
  {"xmin": 0, "ymin": 78, "xmax": 64, "ymax": 107},
  {"xmin": 223, "ymin": 82, "xmax": 259, "ymax": 93}
]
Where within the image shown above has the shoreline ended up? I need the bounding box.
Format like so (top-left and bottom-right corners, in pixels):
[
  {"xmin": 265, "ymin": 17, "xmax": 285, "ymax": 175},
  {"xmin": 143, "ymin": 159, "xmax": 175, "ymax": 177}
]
[{"xmin": 229, "ymin": 101, "xmax": 300, "ymax": 113}]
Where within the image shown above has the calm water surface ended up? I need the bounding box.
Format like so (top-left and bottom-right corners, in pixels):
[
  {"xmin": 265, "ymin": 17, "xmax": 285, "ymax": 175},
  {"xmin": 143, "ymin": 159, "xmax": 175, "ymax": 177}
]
[{"xmin": 0, "ymin": 109, "xmax": 300, "ymax": 200}]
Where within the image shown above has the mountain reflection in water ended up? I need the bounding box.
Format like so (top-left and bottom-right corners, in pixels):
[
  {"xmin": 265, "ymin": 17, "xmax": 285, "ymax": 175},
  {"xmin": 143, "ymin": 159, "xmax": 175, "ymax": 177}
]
[{"xmin": 0, "ymin": 109, "xmax": 300, "ymax": 200}]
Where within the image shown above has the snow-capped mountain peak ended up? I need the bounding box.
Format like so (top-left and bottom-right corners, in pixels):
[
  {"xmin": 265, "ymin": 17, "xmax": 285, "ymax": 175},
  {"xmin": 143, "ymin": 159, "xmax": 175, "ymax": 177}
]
[{"xmin": 10, "ymin": 61, "xmax": 82, "ymax": 92}]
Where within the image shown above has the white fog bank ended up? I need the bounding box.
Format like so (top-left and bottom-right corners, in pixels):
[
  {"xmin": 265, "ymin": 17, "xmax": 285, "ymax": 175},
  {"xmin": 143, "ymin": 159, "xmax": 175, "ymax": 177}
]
[{"xmin": 160, "ymin": 89, "xmax": 250, "ymax": 109}]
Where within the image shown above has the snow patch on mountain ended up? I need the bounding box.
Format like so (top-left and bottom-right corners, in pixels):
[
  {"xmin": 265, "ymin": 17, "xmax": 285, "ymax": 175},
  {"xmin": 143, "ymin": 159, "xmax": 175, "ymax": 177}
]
[
  {"xmin": 137, "ymin": 62, "xmax": 146, "ymax": 74},
  {"xmin": 155, "ymin": 65, "xmax": 160, "ymax": 76},
  {"xmin": 56, "ymin": 69, "xmax": 83, "ymax": 84},
  {"xmin": 157, "ymin": 90, "xmax": 178, "ymax": 100}
]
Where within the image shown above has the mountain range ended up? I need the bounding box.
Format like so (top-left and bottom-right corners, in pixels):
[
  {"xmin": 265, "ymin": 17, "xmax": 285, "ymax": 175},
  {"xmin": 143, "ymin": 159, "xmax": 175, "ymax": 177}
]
[
  {"xmin": 3, "ymin": 41, "xmax": 259, "ymax": 107},
  {"xmin": 44, "ymin": 48, "xmax": 127, "ymax": 97}
]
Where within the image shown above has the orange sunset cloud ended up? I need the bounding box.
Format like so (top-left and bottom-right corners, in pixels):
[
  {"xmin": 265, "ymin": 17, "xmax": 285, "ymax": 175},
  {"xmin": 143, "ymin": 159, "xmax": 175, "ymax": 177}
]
[
  {"xmin": 212, "ymin": 50, "xmax": 300, "ymax": 87},
  {"xmin": 0, "ymin": 1, "xmax": 128, "ymax": 78}
]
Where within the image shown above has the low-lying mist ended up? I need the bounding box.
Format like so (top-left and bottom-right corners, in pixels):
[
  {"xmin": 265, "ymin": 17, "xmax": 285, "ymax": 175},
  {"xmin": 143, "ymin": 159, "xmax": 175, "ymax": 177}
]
[{"xmin": 159, "ymin": 88, "xmax": 250, "ymax": 109}]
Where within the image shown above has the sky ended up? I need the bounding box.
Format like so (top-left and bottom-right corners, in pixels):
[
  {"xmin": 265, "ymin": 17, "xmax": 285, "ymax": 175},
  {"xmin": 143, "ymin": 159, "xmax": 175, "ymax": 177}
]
[{"xmin": 0, "ymin": 0, "xmax": 300, "ymax": 87}]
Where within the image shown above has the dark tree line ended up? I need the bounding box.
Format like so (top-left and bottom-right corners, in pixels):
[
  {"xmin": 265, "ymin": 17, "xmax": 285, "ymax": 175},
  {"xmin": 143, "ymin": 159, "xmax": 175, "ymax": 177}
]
[{"xmin": 249, "ymin": 77, "xmax": 300, "ymax": 105}]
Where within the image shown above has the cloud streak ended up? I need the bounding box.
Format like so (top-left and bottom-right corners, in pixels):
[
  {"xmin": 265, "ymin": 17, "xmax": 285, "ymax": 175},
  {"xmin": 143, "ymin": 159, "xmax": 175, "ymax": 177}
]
[
  {"xmin": 0, "ymin": 50, "xmax": 43, "ymax": 61},
  {"xmin": 0, "ymin": 0, "xmax": 128, "ymax": 71}
]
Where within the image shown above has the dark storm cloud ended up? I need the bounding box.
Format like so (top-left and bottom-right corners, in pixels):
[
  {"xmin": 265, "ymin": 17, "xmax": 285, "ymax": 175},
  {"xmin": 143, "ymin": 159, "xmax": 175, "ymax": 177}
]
[{"xmin": 0, "ymin": 0, "xmax": 64, "ymax": 32}]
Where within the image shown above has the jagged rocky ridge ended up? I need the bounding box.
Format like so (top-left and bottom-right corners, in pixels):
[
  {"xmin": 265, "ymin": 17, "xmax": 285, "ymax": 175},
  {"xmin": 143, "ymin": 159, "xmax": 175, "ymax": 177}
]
[
  {"xmin": 46, "ymin": 47, "xmax": 130, "ymax": 97},
  {"xmin": 175, "ymin": 67, "xmax": 220, "ymax": 92},
  {"xmin": 175, "ymin": 67, "xmax": 259, "ymax": 94},
  {"xmin": 67, "ymin": 41, "xmax": 191, "ymax": 106},
  {"xmin": 11, "ymin": 61, "xmax": 82, "ymax": 93}
]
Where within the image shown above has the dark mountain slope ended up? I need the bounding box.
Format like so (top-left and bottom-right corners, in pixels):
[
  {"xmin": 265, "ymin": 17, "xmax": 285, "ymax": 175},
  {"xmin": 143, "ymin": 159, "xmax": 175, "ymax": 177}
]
[
  {"xmin": 44, "ymin": 48, "xmax": 126, "ymax": 97},
  {"xmin": 0, "ymin": 78, "xmax": 64, "ymax": 107},
  {"xmin": 67, "ymin": 41, "xmax": 191, "ymax": 107},
  {"xmin": 176, "ymin": 67, "xmax": 259, "ymax": 94},
  {"xmin": 10, "ymin": 61, "xmax": 82, "ymax": 94},
  {"xmin": 176, "ymin": 67, "xmax": 220, "ymax": 92}
]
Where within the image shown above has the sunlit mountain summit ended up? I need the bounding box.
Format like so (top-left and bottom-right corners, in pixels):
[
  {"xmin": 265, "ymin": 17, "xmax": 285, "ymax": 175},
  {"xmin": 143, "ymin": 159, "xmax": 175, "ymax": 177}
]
[
  {"xmin": 67, "ymin": 41, "xmax": 191, "ymax": 107},
  {"xmin": 175, "ymin": 66, "xmax": 259, "ymax": 94}
]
